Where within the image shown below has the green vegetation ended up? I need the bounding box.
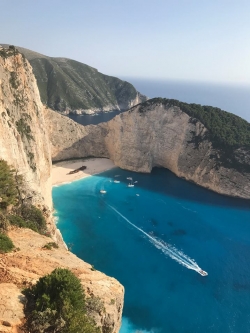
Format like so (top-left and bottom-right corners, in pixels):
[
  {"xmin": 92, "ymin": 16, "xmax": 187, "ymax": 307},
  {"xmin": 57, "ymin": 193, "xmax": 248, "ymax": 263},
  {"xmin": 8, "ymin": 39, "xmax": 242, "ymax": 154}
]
[
  {"xmin": 0, "ymin": 45, "xmax": 17, "ymax": 59},
  {"xmin": 7, "ymin": 205, "xmax": 46, "ymax": 234},
  {"xmin": 0, "ymin": 232, "xmax": 14, "ymax": 253},
  {"xmin": 42, "ymin": 242, "xmax": 59, "ymax": 250},
  {"xmin": 15, "ymin": 118, "xmax": 34, "ymax": 141},
  {"xmin": 139, "ymin": 98, "xmax": 250, "ymax": 150},
  {"xmin": 9, "ymin": 71, "xmax": 19, "ymax": 89},
  {"xmin": 23, "ymin": 268, "xmax": 100, "ymax": 333},
  {"xmin": 0, "ymin": 159, "xmax": 47, "ymax": 234},
  {"xmin": 0, "ymin": 160, "xmax": 18, "ymax": 209}
]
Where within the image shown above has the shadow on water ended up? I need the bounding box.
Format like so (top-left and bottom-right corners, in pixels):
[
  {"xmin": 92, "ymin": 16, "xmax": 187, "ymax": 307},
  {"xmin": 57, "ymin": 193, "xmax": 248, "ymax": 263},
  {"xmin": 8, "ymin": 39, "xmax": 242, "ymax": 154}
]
[
  {"xmin": 68, "ymin": 109, "xmax": 123, "ymax": 126},
  {"xmin": 91, "ymin": 166, "xmax": 250, "ymax": 210}
]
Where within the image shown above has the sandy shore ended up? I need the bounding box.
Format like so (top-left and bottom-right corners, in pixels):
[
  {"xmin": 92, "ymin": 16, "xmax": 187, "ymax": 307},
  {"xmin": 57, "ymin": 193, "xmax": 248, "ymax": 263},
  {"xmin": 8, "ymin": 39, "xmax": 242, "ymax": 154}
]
[{"xmin": 52, "ymin": 158, "xmax": 115, "ymax": 186}]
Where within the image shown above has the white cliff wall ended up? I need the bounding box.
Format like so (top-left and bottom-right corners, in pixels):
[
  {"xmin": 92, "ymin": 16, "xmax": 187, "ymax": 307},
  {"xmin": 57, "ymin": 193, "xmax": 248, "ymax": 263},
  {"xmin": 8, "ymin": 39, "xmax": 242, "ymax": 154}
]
[
  {"xmin": 46, "ymin": 103, "xmax": 250, "ymax": 199},
  {"xmin": 0, "ymin": 50, "xmax": 52, "ymax": 208}
]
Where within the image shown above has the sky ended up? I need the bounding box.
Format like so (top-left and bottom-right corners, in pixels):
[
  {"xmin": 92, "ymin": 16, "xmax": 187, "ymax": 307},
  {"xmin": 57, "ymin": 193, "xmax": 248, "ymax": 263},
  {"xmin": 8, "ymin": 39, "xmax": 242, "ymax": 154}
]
[{"xmin": 1, "ymin": 0, "xmax": 250, "ymax": 84}]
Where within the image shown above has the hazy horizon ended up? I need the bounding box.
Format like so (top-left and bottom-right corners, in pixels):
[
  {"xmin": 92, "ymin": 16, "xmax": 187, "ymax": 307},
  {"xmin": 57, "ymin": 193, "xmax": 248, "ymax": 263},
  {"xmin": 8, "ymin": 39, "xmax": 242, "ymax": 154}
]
[{"xmin": 1, "ymin": 1, "xmax": 250, "ymax": 85}]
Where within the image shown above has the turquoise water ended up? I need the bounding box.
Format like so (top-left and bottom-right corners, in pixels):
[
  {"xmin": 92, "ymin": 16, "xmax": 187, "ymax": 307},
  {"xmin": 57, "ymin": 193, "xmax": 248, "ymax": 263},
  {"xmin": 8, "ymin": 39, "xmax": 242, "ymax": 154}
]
[{"xmin": 53, "ymin": 168, "xmax": 250, "ymax": 333}]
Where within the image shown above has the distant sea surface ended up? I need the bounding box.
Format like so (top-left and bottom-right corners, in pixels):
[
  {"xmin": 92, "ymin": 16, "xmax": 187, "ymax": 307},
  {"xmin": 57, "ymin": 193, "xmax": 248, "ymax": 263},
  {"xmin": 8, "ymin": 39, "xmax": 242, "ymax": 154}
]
[
  {"xmin": 69, "ymin": 79, "xmax": 250, "ymax": 126},
  {"xmin": 53, "ymin": 167, "xmax": 250, "ymax": 333}
]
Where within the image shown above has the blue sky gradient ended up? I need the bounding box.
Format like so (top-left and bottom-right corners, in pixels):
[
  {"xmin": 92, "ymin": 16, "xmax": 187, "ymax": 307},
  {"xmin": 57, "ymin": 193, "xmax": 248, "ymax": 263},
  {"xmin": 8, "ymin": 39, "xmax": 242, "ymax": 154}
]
[{"xmin": 1, "ymin": 0, "xmax": 250, "ymax": 84}]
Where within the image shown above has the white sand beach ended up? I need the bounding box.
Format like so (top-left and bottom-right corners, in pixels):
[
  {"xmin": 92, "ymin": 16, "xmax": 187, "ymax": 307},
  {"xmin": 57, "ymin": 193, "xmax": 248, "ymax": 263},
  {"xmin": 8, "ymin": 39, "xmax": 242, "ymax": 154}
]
[{"xmin": 52, "ymin": 158, "xmax": 115, "ymax": 186}]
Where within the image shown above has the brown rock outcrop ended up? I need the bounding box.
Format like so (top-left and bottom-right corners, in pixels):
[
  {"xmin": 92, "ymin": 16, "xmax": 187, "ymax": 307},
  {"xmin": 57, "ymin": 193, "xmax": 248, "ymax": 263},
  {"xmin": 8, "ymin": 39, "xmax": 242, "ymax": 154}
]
[{"xmin": 0, "ymin": 228, "xmax": 124, "ymax": 333}]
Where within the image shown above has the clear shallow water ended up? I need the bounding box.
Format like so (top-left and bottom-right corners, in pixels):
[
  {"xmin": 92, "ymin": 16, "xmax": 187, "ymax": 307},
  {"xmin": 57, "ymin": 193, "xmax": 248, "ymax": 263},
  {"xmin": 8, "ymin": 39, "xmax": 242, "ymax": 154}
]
[{"xmin": 53, "ymin": 168, "xmax": 250, "ymax": 333}]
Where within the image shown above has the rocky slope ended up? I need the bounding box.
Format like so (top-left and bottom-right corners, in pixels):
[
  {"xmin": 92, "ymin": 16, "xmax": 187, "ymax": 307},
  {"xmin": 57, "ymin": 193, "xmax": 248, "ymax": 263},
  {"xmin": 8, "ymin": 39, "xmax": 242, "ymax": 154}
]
[
  {"xmin": 0, "ymin": 46, "xmax": 124, "ymax": 333},
  {"xmin": 0, "ymin": 228, "xmax": 124, "ymax": 333},
  {"xmin": 2, "ymin": 45, "xmax": 147, "ymax": 115},
  {"xmin": 46, "ymin": 101, "xmax": 250, "ymax": 199}
]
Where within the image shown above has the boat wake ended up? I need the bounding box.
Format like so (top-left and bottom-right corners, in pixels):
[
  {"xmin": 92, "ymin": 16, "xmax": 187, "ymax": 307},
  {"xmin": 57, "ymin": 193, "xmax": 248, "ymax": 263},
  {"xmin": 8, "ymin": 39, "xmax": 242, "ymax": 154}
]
[{"xmin": 108, "ymin": 205, "xmax": 207, "ymax": 276}]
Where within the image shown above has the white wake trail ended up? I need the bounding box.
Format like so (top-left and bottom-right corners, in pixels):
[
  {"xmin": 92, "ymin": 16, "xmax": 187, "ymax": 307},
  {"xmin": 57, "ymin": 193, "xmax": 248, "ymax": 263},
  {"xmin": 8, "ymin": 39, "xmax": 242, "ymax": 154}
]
[{"xmin": 108, "ymin": 205, "xmax": 203, "ymax": 274}]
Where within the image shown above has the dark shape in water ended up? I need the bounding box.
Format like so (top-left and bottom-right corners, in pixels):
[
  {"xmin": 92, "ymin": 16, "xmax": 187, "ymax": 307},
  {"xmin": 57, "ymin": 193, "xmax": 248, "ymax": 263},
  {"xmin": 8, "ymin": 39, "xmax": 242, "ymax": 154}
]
[
  {"xmin": 150, "ymin": 218, "xmax": 158, "ymax": 226},
  {"xmin": 172, "ymin": 229, "xmax": 187, "ymax": 236}
]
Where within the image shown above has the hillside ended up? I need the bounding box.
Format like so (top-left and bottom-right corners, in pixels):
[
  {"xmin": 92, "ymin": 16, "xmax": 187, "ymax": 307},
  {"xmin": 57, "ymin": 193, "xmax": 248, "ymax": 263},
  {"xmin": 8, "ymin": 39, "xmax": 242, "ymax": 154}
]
[
  {"xmin": 138, "ymin": 98, "xmax": 250, "ymax": 150},
  {"xmin": 2, "ymin": 44, "xmax": 147, "ymax": 114}
]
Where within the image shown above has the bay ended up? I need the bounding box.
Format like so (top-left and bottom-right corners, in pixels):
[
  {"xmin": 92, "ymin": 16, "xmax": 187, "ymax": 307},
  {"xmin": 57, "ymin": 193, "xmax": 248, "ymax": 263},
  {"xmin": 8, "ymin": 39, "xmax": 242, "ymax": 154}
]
[{"xmin": 53, "ymin": 167, "xmax": 250, "ymax": 333}]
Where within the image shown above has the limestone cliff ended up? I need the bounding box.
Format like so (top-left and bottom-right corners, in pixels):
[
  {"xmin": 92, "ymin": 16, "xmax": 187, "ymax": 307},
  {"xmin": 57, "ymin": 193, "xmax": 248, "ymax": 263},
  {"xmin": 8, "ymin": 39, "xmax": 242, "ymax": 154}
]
[
  {"xmin": 0, "ymin": 47, "xmax": 124, "ymax": 333},
  {"xmin": 46, "ymin": 102, "xmax": 250, "ymax": 199},
  {"xmin": 0, "ymin": 46, "xmax": 52, "ymax": 209}
]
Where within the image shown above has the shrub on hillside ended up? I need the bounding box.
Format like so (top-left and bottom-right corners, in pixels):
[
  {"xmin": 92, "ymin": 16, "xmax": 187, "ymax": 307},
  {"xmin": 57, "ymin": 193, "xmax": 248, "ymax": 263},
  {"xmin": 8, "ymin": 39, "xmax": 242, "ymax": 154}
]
[
  {"xmin": 20, "ymin": 205, "xmax": 46, "ymax": 233},
  {"xmin": 8, "ymin": 214, "xmax": 39, "ymax": 232},
  {"xmin": 0, "ymin": 232, "xmax": 14, "ymax": 253},
  {"xmin": 0, "ymin": 159, "xmax": 18, "ymax": 209},
  {"xmin": 24, "ymin": 268, "xmax": 100, "ymax": 333}
]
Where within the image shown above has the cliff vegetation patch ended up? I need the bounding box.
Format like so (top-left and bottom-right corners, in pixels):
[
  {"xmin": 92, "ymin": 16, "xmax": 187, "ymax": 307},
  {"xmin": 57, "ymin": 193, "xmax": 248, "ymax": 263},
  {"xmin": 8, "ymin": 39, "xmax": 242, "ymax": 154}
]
[
  {"xmin": 0, "ymin": 232, "xmax": 14, "ymax": 253},
  {"xmin": 139, "ymin": 98, "xmax": 250, "ymax": 149},
  {"xmin": 0, "ymin": 160, "xmax": 47, "ymax": 235},
  {"xmin": 23, "ymin": 268, "xmax": 100, "ymax": 333}
]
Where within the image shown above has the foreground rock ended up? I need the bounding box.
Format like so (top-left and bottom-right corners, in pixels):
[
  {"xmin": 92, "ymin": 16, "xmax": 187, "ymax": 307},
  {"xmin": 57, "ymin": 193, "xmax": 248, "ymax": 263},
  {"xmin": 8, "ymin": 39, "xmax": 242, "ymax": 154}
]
[
  {"xmin": 46, "ymin": 103, "xmax": 250, "ymax": 199},
  {"xmin": 0, "ymin": 228, "xmax": 124, "ymax": 333}
]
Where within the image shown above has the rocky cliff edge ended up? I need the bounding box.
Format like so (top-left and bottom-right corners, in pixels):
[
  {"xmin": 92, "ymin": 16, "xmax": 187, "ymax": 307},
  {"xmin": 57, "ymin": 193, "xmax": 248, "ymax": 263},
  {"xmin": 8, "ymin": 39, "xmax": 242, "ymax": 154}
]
[{"xmin": 46, "ymin": 102, "xmax": 250, "ymax": 199}]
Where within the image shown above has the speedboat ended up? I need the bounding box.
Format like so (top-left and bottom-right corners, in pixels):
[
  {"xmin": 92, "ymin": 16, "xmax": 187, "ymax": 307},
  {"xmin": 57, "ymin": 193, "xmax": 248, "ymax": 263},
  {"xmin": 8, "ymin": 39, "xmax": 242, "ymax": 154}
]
[
  {"xmin": 114, "ymin": 180, "xmax": 120, "ymax": 183},
  {"xmin": 198, "ymin": 269, "xmax": 208, "ymax": 276},
  {"xmin": 100, "ymin": 190, "xmax": 107, "ymax": 194},
  {"xmin": 128, "ymin": 183, "xmax": 134, "ymax": 187},
  {"xmin": 127, "ymin": 177, "xmax": 132, "ymax": 180}
]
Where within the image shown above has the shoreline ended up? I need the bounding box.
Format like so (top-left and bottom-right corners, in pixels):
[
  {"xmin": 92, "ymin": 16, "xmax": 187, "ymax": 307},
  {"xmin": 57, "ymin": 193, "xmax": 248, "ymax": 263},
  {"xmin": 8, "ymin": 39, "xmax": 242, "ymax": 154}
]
[{"xmin": 51, "ymin": 158, "xmax": 116, "ymax": 186}]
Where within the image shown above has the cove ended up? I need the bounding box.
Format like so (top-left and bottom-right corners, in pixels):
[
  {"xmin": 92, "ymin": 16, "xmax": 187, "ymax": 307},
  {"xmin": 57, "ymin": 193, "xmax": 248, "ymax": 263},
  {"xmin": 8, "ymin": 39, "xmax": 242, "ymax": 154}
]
[{"xmin": 53, "ymin": 167, "xmax": 250, "ymax": 333}]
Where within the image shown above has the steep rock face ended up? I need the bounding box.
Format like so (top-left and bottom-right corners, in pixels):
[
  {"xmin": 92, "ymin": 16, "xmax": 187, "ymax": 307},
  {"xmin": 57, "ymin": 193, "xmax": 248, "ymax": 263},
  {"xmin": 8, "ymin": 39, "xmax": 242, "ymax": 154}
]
[
  {"xmin": 0, "ymin": 228, "xmax": 124, "ymax": 333},
  {"xmin": 46, "ymin": 103, "xmax": 250, "ymax": 199},
  {"xmin": 44, "ymin": 107, "xmax": 109, "ymax": 161},
  {"xmin": 104, "ymin": 103, "xmax": 250, "ymax": 198},
  {"xmin": 0, "ymin": 48, "xmax": 52, "ymax": 208}
]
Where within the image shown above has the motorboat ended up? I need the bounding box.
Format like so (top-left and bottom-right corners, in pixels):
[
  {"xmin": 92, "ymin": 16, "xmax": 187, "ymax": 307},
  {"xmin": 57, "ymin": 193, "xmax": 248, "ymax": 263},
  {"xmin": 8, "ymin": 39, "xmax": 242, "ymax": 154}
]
[
  {"xmin": 100, "ymin": 190, "xmax": 107, "ymax": 194},
  {"xmin": 128, "ymin": 183, "xmax": 134, "ymax": 187},
  {"xmin": 198, "ymin": 269, "xmax": 208, "ymax": 276},
  {"xmin": 114, "ymin": 180, "xmax": 120, "ymax": 183},
  {"xmin": 127, "ymin": 177, "xmax": 132, "ymax": 180}
]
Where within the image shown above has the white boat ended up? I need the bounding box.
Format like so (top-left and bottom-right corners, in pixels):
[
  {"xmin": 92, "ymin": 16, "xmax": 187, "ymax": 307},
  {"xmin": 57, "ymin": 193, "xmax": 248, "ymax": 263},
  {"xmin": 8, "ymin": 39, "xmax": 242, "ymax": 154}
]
[
  {"xmin": 100, "ymin": 190, "xmax": 107, "ymax": 194},
  {"xmin": 127, "ymin": 177, "xmax": 132, "ymax": 180},
  {"xmin": 198, "ymin": 269, "xmax": 208, "ymax": 276},
  {"xmin": 114, "ymin": 180, "xmax": 120, "ymax": 183},
  {"xmin": 128, "ymin": 177, "xmax": 135, "ymax": 187}
]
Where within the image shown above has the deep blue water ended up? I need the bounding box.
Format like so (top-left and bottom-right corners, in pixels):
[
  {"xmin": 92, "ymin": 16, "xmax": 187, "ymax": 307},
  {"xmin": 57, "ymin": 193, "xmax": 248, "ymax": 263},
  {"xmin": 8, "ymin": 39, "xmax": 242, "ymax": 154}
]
[
  {"xmin": 124, "ymin": 78, "xmax": 250, "ymax": 122},
  {"xmin": 69, "ymin": 79, "xmax": 250, "ymax": 126},
  {"xmin": 53, "ymin": 167, "xmax": 250, "ymax": 333}
]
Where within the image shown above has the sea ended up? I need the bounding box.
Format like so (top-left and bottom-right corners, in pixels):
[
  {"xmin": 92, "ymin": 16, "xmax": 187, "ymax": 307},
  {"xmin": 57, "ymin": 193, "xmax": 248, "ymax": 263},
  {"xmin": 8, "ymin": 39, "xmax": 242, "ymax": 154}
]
[
  {"xmin": 53, "ymin": 167, "xmax": 250, "ymax": 333},
  {"xmin": 55, "ymin": 79, "xmax": 250, "ymax": 332},
  {"xmin": 68, "ymin": 79, "xmax": 250, "ymax": 125}
]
